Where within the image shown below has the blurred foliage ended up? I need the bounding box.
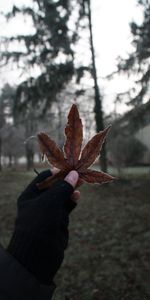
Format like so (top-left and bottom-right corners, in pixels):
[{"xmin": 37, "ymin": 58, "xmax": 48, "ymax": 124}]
[
  {"xmin": 1, "ymin": 0, "xmax": 81, "ymax": 117},
  {"xmin": 107, "ymin": 115, "xmax": 148, "ymax": 173},
  {"xmin": 117, "ymin": 0, "xmax": 150, "ymax": 107},
  {"xmin": 109, "ymin": 134, "xmax": 147, "ymax": 171},
  {"xmin": 107, "ymin": 100, "xmax": 150, "ymax": 137},
  {"xmin": 0, "ymin": 83, "xmax": 15, "ymax": 123},
  {"xmin": 1, "ymin": 0, "xmax": 107, "ymax": 171}
]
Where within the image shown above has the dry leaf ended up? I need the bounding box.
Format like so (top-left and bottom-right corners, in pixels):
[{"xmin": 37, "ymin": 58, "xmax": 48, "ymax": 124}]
[
  {"xmin": 37, "ymin": 104, "xmax": 114, "ymax": 189},
  {"xmin": 64, "ymin": 104, "xmax": 83, "ymax": 165}
]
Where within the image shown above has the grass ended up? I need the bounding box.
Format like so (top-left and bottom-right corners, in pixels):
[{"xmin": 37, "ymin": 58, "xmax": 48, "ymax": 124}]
[
  {"xmin": 108, "ymin": 166, "xmax": 150, "ymax": 177},
  {"xmin": 0, "ymin": 170, "xmax": 150, "ymax": 300}
]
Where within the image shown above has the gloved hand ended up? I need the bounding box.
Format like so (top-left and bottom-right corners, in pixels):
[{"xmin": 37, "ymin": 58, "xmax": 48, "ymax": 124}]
[{"xmin": 7, "ymin": 169, "xmax": 79, "ymax": 286}]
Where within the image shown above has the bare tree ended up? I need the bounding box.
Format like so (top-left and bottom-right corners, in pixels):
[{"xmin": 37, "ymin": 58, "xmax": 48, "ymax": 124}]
[
  {"xmin": 2, "ymin": 124, "xmax": 25, "ymax": 169},
  {"xmin": 0, "ymin": 84, "xmax": 15, "ymax": 170},
  {"xmin": 86, "ymin": 0, "xmax": 107, "ymax": 171}
]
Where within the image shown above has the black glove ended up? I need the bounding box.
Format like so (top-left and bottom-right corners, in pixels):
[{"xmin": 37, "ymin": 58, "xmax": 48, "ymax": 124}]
[{"xmin": 7, "ymin": 170, "xmax": 76, "ymax": 285}]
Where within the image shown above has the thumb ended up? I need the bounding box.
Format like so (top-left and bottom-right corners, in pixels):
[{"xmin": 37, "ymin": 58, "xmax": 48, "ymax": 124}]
[{"xmin": 64, "ymin": 170, "xmax": 79, "ymax": 188}]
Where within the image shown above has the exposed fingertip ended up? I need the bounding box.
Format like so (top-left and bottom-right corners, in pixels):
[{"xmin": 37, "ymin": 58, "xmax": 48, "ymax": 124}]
[{"xmin": 65, "ymin": 170, "xmax": 79, "ymax": 188}]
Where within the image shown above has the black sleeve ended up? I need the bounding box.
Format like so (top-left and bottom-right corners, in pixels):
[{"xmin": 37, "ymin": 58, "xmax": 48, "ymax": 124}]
[{"xmin": 0, "ymin": 246, "xmax": 56, "ymax": 300}]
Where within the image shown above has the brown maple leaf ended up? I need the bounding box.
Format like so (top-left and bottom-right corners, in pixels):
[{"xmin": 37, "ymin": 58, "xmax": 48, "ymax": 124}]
[{"xmin": 37, "ymin": 104, "xmax": 114, "ymax": 189}]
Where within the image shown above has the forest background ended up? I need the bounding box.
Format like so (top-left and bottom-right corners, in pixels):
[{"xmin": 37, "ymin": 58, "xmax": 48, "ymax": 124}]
[{"xmin": 0, "ymin": 1, "xmax": 150, "ymax": 299}]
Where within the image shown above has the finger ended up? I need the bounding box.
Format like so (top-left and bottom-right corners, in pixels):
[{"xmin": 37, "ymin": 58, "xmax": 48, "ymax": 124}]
[
  {"xmin": 64, "ymin": 170, "xmax": 79, "ymax": 188},
  {"xmin": 71, "ymin": 190, "xmax": 80, "ymax": 203},
  {"xmin": 51, "ymin": 167, "xmax": 60, "ymax": 175}
]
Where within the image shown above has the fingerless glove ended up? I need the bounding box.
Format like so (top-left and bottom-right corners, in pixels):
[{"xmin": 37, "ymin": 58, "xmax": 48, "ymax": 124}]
[{"xmin": 7, "ymin": 170, "xmax": 76, "ymax": 285}]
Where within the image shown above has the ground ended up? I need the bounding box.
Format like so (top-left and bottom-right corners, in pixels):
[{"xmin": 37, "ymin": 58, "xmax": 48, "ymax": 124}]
[{"xmin": 0, "ymin": 169, "xmax": 150, "ymax": 300}]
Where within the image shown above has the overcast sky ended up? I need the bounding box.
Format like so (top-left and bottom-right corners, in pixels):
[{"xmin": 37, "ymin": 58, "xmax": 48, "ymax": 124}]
[{"xmin": 0, "ymin": 0, "xmax": 143, "ymax": 114}]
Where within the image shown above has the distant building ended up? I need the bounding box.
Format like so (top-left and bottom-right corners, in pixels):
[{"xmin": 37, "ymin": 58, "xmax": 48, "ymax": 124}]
[
  {"xmin": 136, "ymin": 123, "xmax": 150, "ymax": 164},
  {"xmin": 111, "ymin": 100, "xmax": 150, "ymax": 165}
]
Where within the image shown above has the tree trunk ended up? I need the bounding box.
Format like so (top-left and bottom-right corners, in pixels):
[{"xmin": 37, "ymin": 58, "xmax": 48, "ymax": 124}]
[
  {"xmin": 57, "ymin": 98, "xmax": 64, "ymax": 148},
  {"xmin": 8, "ymin": 154, "xmax": 13, "ymax": 168},
  {"xmin": 87, "ymin": 0, "xmax": 107, "ymax": 172},
  {"xmin": 25, "ymin": 116, "xmax": 36, "ymax": 171},
  {"xmin": 0, "ymin": 136, "xmax": 2, "ymax": 171},
  {"xmin": 26, "ymin": 144, "xmax": 34, "ymax": 171}
]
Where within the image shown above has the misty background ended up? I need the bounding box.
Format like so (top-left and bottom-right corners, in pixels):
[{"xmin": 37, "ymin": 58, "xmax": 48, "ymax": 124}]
[{"xmin": 0, "ymin": 1, "xmax": 150, "ymax": 299}]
